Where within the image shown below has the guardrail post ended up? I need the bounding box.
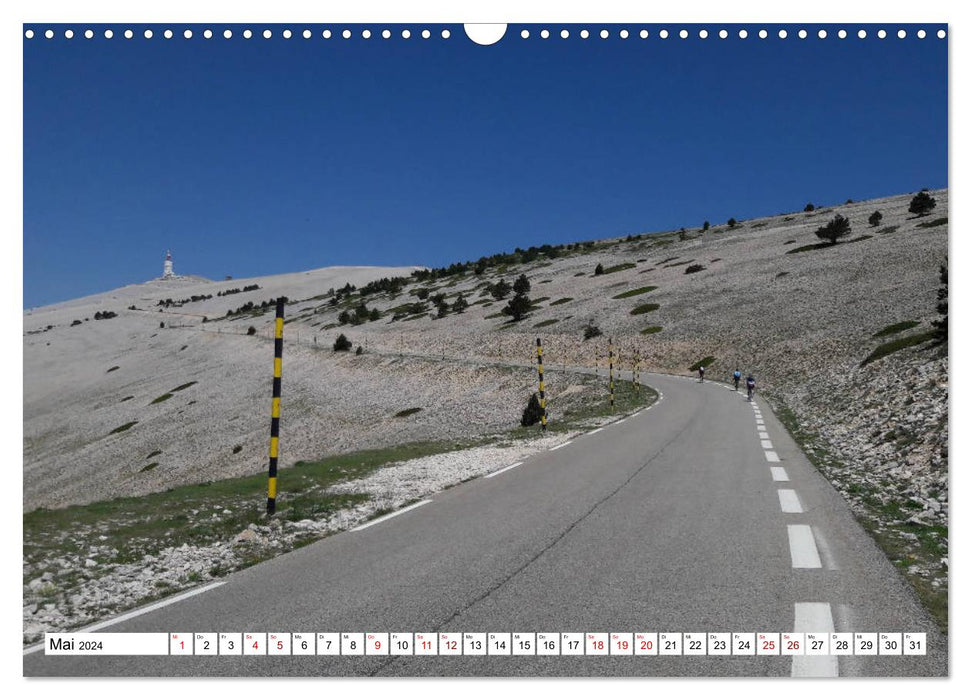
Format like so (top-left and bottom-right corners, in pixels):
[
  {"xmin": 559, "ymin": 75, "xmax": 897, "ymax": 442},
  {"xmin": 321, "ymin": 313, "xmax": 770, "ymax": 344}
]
[
  {"xmin": 609, "ymin": 337, "xmax": 615, "ymax": 408},
  {"xmin": 266, "ymin": 299, "xmax": 284, "ymax": 516},
  {"xmin": 536, "ymin": 338, "xmax": 547, "ymax": 431}
]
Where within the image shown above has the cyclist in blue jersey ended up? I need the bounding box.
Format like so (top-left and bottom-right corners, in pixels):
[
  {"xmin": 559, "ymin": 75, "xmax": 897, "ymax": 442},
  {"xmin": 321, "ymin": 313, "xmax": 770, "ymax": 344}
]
[{"xmin": 733, "ymin": 369, "xmax": 742, "ymax": 391}]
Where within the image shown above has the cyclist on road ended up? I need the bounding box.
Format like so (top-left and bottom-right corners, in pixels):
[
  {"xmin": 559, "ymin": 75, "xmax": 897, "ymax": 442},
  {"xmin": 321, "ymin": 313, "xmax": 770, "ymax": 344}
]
[
  {"xmin": 733, "ymin": 369, "xmax": 741, "ymax": 391},
  {"xmin": 698, "ymin": 365, "xmax": 705, "ymax": 382},
  {"xmin": 746, "ymin": 374, "xmax": 756, "ymax": 401}
]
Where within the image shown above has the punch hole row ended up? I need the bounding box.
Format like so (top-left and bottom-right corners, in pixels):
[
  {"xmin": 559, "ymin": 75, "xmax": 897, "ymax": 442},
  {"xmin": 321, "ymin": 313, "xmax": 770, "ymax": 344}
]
[
  {"xmin": 23, "ymin": 27, "xmax": 947, "ymax": 41},
  {"xmin": 24, "ymin": 27, "xmax": 455, "ymax": 40},
  {"xmin": 523, "ymin": 27, "xmax": 944, "ymax": 40}
]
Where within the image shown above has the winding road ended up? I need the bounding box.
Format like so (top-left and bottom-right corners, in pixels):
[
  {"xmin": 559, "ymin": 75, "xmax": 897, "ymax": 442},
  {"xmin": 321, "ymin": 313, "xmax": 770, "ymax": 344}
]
[{"xmin": 23, "ymin": 372, "xmax": 947, "ymax": 677}]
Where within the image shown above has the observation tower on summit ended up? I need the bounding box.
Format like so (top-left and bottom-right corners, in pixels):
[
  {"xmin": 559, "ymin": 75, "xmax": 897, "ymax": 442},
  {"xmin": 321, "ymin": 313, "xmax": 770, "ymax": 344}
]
[{"xmin": 163, "ymin": 250, "xmax": 175, "ymax": 279}]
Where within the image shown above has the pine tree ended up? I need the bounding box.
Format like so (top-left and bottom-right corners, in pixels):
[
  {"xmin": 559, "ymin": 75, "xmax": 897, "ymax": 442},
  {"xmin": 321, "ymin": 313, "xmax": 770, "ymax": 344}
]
[
  {"xmin": 503, "ymin": 293, "xmax": 532, "ymax": 322},
  {"xmin": 868, "ymin": 210, "xmax": 883, "ymax": 227},
  {"xmin": 594, "ymin": 263, "xmax": 605, "ymax": 276},
  {"xmin": 513, "ymin": 274, "xmax": 531, "ymax": 296},
  {"xmin": 452, "ymin": 294, "xmax": 469, "ymax": 313},
  {"xmin": 815, "ymin": 214, "xmax": 852, "ymax": 245},
  {"xmin": 490, "ymin": 279, "xmax": 511, "ymax": 300},
  {"xmin": 909, "ymin": 191, "xmax": 937, "ymax": 217}
]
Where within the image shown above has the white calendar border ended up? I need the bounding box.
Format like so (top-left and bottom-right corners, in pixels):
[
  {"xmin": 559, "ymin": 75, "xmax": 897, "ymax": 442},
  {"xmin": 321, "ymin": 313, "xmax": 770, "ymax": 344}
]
[{"xmin": 10, "ymin": 0, "xmax": 960, "ymax": 698}]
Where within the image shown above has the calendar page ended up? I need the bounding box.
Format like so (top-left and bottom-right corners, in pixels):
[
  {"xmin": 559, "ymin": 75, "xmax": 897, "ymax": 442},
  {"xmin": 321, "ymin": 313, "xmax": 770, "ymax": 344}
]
[{"xmin": 20, "ymin": 0, "xmax": 950, "ymax": 686}]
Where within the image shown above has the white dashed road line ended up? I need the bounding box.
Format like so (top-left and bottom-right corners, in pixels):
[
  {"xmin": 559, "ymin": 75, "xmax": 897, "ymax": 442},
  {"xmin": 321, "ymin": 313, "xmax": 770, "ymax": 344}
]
[
  {"xmin": 771, "ymin": 466, "xmax": 790, "ymax": 482},
  {"xmin": 351, "ymin": 500, "xmax": 432, "ymax": 532},
  {"xmin": 791, "ymin": 603, "xmax": 839, "ymax": 677},
  {"xmin": 765, "ymin": 451, "xmax": 780, "ymax": 462},
  {"xmin": 758, "ymin": 431, "xmax": 770, "ymax": 439},
  {"xmin": 589, "ymin": 427, "xmax": 603, "ymax": 435},
  {"xmin": 787, "ymin": 524, "xmax": 822, "ymax": 568},
  {"xmin": 549, "ymin": 440, "xmax": 572, "ymax": 451},
  {"xmin": 761, "ymin": 439, "xmax": 774, "ymax": 449},
  {"xmin": 778, "ymin": 489, "xmax": 804, "ymax": 513},
  {"xmin": 484, "ymin": 461, "xmax": 524, "ymax": 479},
  {"xmin": 23, "ymin": 581, "xmax": 228, "ymax": 654}
]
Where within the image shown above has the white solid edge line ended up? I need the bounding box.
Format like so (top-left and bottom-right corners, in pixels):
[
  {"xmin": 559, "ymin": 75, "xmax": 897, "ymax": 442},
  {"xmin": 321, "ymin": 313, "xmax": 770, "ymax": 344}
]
[
  {"xmin": 550, "ymin": 440, "xmax": 572, "ymax": 451},
  {"xmin": 787, "ymin": 524, "xmax": 822, "ymax": 568},
  {"xmin": 771, "ymin": 466, "xmax": 790, "ymax": 482},
  {"xmin": 778, "ymin": 489, "xmax": 804, "ymax": 513},
  {"xmin": 351, "ymin": 499, "xmax": 432, "ymax": 532},
  {"xmin": 792, "ymin": 603, "xmax": 839, "ymax": 677},
  {"xmin": 765, "ymin": 450, "xmax": 780, "ymax": 462},
  {"xmin": 23, "ymin": 581, "xmax": 227, "ymax": 655},
  {"xmin": 589, "ymin": 427, "xmax": 603, "ymax": 435},
  {"xmin": 761, "ymin": 439, "xmax": 774, "ymax": 449},
  {"xmin": 485, "ymin": 461, "xmax": 524, "ymax": 479}
]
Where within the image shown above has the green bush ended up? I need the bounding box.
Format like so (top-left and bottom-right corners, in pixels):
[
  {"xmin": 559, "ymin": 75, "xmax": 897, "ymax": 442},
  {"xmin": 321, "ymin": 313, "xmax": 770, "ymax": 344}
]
[
  {"xmin": 640, "ymin": 326, "xmax": 662, "ymax": 335},
  {"xmin": 583, "ymin": 323, "xmax": 602, "ymax": 340},
  {"xmin": 630, "ymin": 303, "xmax": 660, "ymax": 315},
  {"xmin": 612, "ymin": 286, "xmax": 657, "ymax": 299},
  {"xmin": 916, "ymin": 217, "xmax": 948, "ymax": 229},
  {"xmin": 685, "ymin": 264, "xmax": 705, "ymax": 274},
  {"xmin": 868, "ymin": 210, "xmax": 883, "ymax": 227},
  {"xmin": 908, "ymin": 191, "xmax": 936, "ymax": 217},
  {"xmin": 873, "ymin": 321, "xmax": 919, "ymax": 338},
  {"xmin": 601, "ymin": 263, "xmax": 637, "ymax": 275},
  {"xmin": 934, "ymin": 261, "xmax": 947, "ymax": 341},
  {"xmin": 333, "ymin": 334, "xmax": 352, "ymax": 352},
  {"xmin": 689, "ymin": 356, "xmax": 716, "ymax": 372},
  {"xmin": 521, "ymin": 393, "xmax": 545, "ymax": 427},
  {"xmin": 861, "ymin": 331, "xmax": 937, "ymax": 366}
]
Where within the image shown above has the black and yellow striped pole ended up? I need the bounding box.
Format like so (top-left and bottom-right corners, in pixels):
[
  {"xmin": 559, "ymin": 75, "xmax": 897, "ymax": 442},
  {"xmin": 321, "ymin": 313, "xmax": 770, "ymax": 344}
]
[
  {"xmin": 266, "ymin": 299, "xmax": 284, "ymax": 516},
  {"xmin": 608, "ymin": 337, "xmax": 615, "ymax": 409},
  {"xmin": 536, "ymin": 338, "xmax": 547, "ymax": 431},
  {"xmin": 633, "ymin": 353, "xmax": 640, "ymax": 393}
]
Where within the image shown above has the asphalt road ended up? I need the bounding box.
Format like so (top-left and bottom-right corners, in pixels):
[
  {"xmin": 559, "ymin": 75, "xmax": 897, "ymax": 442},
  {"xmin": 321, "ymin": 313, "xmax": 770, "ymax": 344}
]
[{"xmin": 23, "ymin": 372, "xmax": 947, "ymax": 677}]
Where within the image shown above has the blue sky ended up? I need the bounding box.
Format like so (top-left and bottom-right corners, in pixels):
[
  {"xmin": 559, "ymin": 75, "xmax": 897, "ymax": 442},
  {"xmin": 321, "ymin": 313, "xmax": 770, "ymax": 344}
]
[{"xmin": 23, "ymin": 24, "xmax": 947, "ymax": 307}]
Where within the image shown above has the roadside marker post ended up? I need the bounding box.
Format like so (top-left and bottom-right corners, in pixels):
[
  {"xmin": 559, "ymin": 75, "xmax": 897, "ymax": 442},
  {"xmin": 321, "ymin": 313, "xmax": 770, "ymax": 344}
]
[
  {"xmin": 266, "ymin": 299, "xmax": 284, "ymax": 516},
  {"xmin": 609, "ymin": 338, "xmax": 615, "ymax": 409},
  {"xmin": 536, "ymin": 338, "xmax": 547, "ymax": 431}
]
